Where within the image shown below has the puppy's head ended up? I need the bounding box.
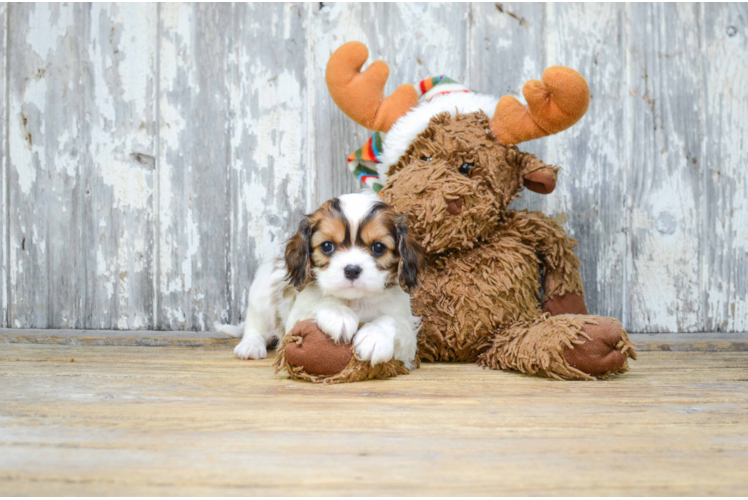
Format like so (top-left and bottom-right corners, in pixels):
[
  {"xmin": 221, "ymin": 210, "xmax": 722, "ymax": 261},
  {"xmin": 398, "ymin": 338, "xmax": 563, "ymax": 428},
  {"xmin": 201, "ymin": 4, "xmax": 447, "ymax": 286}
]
[{"xmin": 285, "ymin": 192, "xmax": 424, "ymax": 299}]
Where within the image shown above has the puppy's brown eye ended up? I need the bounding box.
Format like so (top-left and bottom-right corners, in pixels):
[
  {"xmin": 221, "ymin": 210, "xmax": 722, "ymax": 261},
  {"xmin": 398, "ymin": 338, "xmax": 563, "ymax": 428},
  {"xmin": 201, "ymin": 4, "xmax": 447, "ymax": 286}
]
[
  {"xmin": 371, "ymin": 242, "xmax": 386, "ymax": 257},
  {"xmin": 459, "ymin": 162, "xmax": 474, "ymax": 176},
  {"xmin": 320, "ymin": 241, "xmax": 335, "ymax": 255}
]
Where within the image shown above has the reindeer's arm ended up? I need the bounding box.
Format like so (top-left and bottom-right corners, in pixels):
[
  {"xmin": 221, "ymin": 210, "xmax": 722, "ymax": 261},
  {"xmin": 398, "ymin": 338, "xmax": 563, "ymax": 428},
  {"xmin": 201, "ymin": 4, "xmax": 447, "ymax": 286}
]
[{"xmin": 508, "ymin": 210, "xmax": 587, "ymax": 315}]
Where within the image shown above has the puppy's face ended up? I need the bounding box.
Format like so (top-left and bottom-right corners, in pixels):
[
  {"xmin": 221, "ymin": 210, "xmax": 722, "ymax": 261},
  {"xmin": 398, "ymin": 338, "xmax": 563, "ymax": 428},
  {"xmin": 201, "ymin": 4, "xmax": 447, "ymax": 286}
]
[{"xmin": 285, "ymin": 193, "xmax": 424, "ymax": 299}]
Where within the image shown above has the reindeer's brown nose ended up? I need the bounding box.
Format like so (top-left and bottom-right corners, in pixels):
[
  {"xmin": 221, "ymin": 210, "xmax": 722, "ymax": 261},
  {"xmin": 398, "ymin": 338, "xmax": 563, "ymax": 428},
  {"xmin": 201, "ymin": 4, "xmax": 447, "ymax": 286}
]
[{"xmin": 446, "ymin": 198, "xmax": 463, "ymax": 215}]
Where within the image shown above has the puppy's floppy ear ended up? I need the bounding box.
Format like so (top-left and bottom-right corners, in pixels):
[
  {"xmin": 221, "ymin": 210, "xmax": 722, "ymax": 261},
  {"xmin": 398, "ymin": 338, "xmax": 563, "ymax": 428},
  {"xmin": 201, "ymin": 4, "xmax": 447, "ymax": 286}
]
[
  {"xmin": 396, "ymin": 213, "xmax": 425, "ymax": 292},
  {"xmin": 285, "ymin": 217, "xmax": 313, "ymax": 290}
]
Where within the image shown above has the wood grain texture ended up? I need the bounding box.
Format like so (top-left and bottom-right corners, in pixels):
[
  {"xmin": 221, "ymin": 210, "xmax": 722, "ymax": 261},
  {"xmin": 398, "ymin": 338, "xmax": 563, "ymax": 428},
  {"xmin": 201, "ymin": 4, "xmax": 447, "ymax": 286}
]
[
  {"xmin": 157, "ymin": 3, "xmax": 233, "ymax": 331},
  {"xmin": 2, "ymin": 329, "xmax": 745, "ymax": 352},
  {"xmin": 158, "ymin": 3, "xmax": 312, "ymax": 330},
  {"xmin": 85, "ymin": 4, "xmax": 157, "ymax": 330},
  {"xmin": 226, "ymin": 3, "xmax": 311, "ymax": 325},
  {"xmin": 8, "ymin": 4, "xmax": 84, "ymax": 329},
  {"xmin": 1, "ymin": 343, "xmax": 747, "ymax": 495},
  {"xmin": 0, "ymin": 3, "xmax": 6, "ymax": 328},
  {"xmin": 701, "ymin": 3, "xmax": 748, "ymax": 332},
  {"xmin": 7, "ymin": 4, "xmax": 156, "ymax": 329},
  {"xmin": 1, "ymin": 3, "xmax": 747, "ymax": 332},
  {"xmin": 624, "ymin": 4, "xmax": 706, "ymax": 332},
  {"xmin": 541, "ymin": 4, "xmax": 627, "ymax": 320}
]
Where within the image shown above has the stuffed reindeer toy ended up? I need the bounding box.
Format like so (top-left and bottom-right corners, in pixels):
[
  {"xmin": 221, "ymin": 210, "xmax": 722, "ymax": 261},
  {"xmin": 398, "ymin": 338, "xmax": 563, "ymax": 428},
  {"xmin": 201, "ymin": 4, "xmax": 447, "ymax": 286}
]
[{"xmin": 279, "ymin": 42, "xmax": 636, "ymax": 382}]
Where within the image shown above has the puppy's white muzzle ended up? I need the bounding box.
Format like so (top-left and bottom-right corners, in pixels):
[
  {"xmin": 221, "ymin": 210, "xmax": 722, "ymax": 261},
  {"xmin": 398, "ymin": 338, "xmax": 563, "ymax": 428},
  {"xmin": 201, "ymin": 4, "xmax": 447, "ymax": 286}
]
[{"xmin": 315, "ymin": 247, "xmax": 388, "ymax": 299}]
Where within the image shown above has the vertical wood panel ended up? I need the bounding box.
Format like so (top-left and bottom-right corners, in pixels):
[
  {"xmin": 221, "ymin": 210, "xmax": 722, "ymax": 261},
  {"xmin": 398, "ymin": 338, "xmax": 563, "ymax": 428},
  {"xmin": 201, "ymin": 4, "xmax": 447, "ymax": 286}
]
[
  {"xmin": 158, "ymin": 4, "xmax": 311, "ymax": 330},
  {"xmin": 312, "ymin": 3, "xmax": 469, "ymax": 205},
  {"xmin": 7, "ymin": 4, "xmax": 157, "ymax": 329},
  {"xmin": 542, "ymin": 4, "xmax": 626, "ymax": 320},
  {"xmin": 85, "ymin": 4, "xmax": 157, "ymax": 329},
  {"xmin": 2, "ymin": 3, "xmax": 746, "ymax": 333},
  {"xmin": 226, "ymin": 3, "xmax": 311, "ymax": 324},
  {"xmin": 624, "ymin": 4, "xmax": 705, "ymax": 332},
  {"xmin": 158, "ymin": 4, "xmax": 233, "ymax": 330},
  {"xmin": 0, "ymin": 3, "xmax": 7, "ymax": 327},
  {"xmin": 702, "ymin": 3, "xmax": 748, "ymax": 331}
]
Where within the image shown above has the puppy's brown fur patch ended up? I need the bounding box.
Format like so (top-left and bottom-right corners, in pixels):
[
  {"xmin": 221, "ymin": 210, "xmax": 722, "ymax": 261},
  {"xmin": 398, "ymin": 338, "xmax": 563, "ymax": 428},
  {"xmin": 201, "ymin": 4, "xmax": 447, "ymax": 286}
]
[
  {"xmin": 357, "ymin": 203, "xmax": 398, "ymax": 271},
  {"xmin": 308, "ymin": 199, "xmax": 350, "ymax": 268},
  {"xmin": 286, "ymin": 197, "xmax": 424, "ymax": 291}
]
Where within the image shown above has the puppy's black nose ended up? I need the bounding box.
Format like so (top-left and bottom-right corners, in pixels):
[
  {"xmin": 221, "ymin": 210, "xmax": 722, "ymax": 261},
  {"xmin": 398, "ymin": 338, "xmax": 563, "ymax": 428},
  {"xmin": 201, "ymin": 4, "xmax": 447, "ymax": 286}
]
[{"xmin": 344, "ymin": 265, "xmax": 362, "ymax": 281}]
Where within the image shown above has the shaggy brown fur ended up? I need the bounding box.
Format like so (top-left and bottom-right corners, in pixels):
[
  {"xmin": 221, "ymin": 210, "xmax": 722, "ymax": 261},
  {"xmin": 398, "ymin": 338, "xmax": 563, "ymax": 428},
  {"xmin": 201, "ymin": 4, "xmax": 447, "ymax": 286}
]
[
  {"xmin": 381, "ymin": 112, "xmax": 636, "ymax": 380},
  {"xmin": 478, "ymin": 315, "xmax": 636, "ymax": 381}
]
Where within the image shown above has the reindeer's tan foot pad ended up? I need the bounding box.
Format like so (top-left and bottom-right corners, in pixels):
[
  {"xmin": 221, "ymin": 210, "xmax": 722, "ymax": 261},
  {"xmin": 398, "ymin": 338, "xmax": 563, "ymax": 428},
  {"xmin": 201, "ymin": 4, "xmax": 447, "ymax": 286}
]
[
  {"xmin": 543, "ymin": 292, "xmax": 588, "ymax": 316},
  {"xmin": 564, "ymin": 318, "xmax": 636, "ymax": 376}
]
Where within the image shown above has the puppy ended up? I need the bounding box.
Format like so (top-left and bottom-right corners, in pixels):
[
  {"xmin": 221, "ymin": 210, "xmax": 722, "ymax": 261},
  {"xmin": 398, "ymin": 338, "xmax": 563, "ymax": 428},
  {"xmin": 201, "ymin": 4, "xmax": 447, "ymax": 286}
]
[{"xmin": 214, "ymin": 192, "xmax": 425, "ymax": 369}]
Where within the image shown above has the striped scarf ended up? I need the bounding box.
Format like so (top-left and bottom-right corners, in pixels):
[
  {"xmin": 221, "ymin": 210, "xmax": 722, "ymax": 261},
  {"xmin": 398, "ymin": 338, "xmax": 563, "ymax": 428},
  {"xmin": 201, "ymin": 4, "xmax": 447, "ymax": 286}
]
[
  {"xmin": 347, "ymin": 76, "xmax": 471, "ymax": 195},
  {"xmin": 348, "ymin": 131, "xmax": 386, "ymax": 193}
]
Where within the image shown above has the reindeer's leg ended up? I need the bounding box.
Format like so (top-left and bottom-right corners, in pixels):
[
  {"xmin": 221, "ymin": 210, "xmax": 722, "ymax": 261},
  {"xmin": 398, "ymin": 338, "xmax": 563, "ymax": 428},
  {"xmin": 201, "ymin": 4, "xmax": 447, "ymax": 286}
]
[{"xmin": 478, "ymin": 314, "xmax": 636, "ymax": 380}]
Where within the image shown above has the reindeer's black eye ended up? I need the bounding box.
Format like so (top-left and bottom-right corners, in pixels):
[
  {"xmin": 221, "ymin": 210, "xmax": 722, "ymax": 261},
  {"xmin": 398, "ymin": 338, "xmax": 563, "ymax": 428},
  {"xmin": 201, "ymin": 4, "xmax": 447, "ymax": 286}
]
[
  {"xmin": 459, "ymin": 162, "xmax": 474, "ymax": 176},
  {"xmin": 371, "ymin": 242, "xmax": 386, "ymax": 256},
  {"xmin": 421, "ymin": 156, "xmax": 432, "ymax": 162},
  {"xmin": 320, "ymin": 241, "xmax": 335, "ymax": 255}
]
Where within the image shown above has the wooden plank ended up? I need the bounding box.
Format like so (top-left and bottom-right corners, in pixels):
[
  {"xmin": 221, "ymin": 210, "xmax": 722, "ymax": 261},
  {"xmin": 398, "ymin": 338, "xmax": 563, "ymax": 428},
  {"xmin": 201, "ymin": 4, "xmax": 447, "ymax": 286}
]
[
  {"xmin": 701, "ymin": 3, "xmax": 748, "ymax": 332},
  {"xmin": 0, "ymin": 328, "xmax": 228, "ymax": 339},
  {"xmin": 84, "ymin": 4, "xmax": 157, "ymax": 329},
  {"xmin": 0, "ymin": 3, "xmax": 6, "ymax": 327},
  {"xmin": 0, "ymin": 333, "xmax": 235, "ymax": 349},
  {"xmin": 541, "ymin": 4, "xmax": 627, "ymax": 320},
  {"xmin": 2, "ymin": 329, "xmax": 747, "ymax": 352},
  {"xmin": 226, "ymin": 3, "xmax": 311, "ymax": 325},
  {"xmin": 157, "ymin": 4, "xmax": 234, "ymax": 330},
  {"xmin": 624, "ymin": 4, "xmax": 705, "ymax": 332},
  {"xmin": 630, "ymin": 332, "xmax": 748, "ymax": 352},
  {"xmin": 158, "ymin": 4, "xmax": 312, "ymax": 330},
  {"xmin": 1, "ymin": 4, "xmax": 745, "ymax": 335},
  {"xmin": 312, "ymin": 3, "xmax": 469, "ymax": 205},
  {"xmin": 7, "ymin": 4, "xmax": 157, "ymax": 329},
  {"xmin": 8, "ymin": 4, "xmax": 86, "ymax": 328},
  {"xmin": 1, "ymin": 343, "xmax": 747, "ymax": 495}
]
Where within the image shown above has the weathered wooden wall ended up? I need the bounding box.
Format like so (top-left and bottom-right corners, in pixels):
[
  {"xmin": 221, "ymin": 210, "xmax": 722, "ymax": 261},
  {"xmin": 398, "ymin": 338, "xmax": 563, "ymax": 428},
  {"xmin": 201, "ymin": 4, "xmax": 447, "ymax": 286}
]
[{"xmin": 2, "ymin": 3, "xmax": 746, "ymax": 333}]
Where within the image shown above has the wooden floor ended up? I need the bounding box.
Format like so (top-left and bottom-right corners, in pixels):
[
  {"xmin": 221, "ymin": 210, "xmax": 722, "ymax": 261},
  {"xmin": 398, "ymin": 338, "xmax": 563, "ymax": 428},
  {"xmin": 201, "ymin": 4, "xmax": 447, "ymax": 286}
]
[{"xmin": 2, "ymin": 339, "xmax": 748, "ymax": 496}]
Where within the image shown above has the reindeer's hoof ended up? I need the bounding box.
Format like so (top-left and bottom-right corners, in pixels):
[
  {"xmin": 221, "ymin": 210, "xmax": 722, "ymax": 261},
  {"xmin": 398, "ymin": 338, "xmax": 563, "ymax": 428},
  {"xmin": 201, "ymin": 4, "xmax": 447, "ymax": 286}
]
[{"xmin": 563, "ymin": 318, "xmax": 630, "ymax": 376}]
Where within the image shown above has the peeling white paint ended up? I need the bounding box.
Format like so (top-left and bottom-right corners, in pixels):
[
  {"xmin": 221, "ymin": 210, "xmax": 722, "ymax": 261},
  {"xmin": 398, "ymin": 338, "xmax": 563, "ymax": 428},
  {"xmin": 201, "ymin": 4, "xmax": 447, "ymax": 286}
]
[
  {"xmin": 4, "ymin": 3, "xmax": 747, "ymax": 333},
  {"xmin": 26, "ymin": 3, "xmax": 74, "ymax": 61},
  {"xmin": 10, "ymin": 79, "xmax": 46, "ymax": 195}
]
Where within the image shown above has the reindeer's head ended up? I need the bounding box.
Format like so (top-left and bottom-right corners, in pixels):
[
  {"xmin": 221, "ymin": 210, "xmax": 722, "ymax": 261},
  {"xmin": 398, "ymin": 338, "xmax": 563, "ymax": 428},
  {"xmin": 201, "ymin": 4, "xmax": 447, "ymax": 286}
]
[{"xmin": 327, "ymin": 42, "xmax": 590, "ymax": 254}]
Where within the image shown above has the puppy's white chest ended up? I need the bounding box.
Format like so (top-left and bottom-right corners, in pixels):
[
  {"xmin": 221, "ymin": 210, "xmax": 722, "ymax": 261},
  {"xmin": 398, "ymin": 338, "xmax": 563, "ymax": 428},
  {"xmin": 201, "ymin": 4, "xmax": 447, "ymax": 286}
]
[{"xmin": 350, "ymin": 297, "xmax": 391, "ymax": 323}]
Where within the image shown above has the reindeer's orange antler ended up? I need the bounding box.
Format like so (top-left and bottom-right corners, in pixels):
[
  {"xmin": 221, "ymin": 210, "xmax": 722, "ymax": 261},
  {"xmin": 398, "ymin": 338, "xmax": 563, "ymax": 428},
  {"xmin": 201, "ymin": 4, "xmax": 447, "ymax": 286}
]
[
  {"xmin": 326, "ymin": 42, "xmax": 419, "ymax": 132},
  {"xmin": 491, "ymin": 66, "xmax": 590, "ymax": 145}
]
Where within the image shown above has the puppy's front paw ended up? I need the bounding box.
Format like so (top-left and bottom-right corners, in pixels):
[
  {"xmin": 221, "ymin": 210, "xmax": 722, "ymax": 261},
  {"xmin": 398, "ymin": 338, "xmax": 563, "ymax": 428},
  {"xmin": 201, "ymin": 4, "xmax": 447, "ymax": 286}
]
[
  {"xmin": 234, "ymin": 334, "xmax": 267, "ymax": 360},
  {"xmin": 353, "ymin": 317, "xmax": 396, "ymax": 365},
  {"xmin": 316, "ymin": 306, "xmax": 359, "ymax": 344}
]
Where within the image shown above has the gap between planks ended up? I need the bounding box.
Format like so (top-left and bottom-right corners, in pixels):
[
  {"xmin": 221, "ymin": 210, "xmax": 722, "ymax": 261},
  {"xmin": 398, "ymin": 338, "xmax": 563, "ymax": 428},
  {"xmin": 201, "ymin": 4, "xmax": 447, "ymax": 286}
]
[{"xmin": 0, "ymin": 329, "xmax": 746, "ymax": 352}]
